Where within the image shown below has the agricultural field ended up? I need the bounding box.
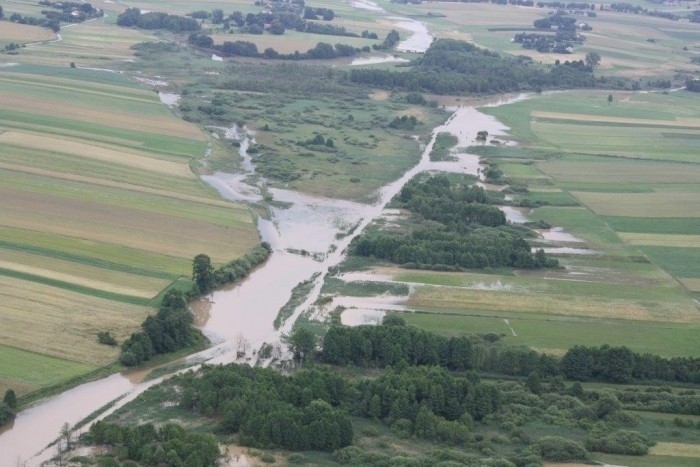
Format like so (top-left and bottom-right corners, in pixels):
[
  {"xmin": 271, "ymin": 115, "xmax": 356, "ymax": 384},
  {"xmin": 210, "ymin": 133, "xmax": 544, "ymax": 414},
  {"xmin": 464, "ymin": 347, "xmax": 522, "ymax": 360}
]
[
  {"xmin": 320, "ymin": 88, "xmax": 699, "ymax": 359},
  {"xmin": 0, "ymin": 64, "xmax": 258, "ymax": 395},
  {"xmin": 0, "ymin": 22, "xmax": 55, "ymax": 45},
  {"xmin": 380, "ymin": 1, "xmax": 700, "ymax": 81}
]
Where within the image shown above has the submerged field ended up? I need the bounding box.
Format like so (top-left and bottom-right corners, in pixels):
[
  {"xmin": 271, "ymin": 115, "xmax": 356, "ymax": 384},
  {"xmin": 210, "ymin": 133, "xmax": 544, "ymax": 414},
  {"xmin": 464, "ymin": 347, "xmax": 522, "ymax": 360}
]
[{"xmin": 0, "ymin": 64, "xmax": 258, "ymax": 395}]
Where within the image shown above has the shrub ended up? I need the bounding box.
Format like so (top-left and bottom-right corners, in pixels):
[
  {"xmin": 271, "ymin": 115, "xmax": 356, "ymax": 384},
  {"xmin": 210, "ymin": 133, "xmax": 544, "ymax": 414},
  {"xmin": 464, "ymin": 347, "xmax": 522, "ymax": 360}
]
[
  {"xmin": 585, "ymin": 430, "xmax": 654, "ymax": 455},
  {"xmin": 533, "ymin": 436, "xmax": 589, "ymax": 462}
]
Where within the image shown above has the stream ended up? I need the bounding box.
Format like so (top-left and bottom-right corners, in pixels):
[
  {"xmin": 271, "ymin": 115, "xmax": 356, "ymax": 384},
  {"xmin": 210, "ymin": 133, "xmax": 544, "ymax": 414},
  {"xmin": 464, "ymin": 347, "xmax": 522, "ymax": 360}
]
[{"xmin": 0, "ymin": 95, "xmax": 526, "ymax": 465}]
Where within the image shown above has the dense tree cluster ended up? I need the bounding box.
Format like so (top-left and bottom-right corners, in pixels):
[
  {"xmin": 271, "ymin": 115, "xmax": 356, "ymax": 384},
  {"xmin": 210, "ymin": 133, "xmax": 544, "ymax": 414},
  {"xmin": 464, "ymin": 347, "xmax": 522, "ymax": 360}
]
[
  {"xmin": 687, "ymin": 79, "xmax": 700, "ymax": 92},
  {"xmin": 116, "ymin": 8, "xmax": 200, "ymax": 32},
  {"xmin": 514, "ymin": 31, "xmax": 584, "ymax": 54},
  {"xmin": 119, "ymin": 289, "xmax": 203, "ymax": 366},
  {"xmin": 88, "ymin": 421, "xmax": 220, "ymax": 465},
  {"xmin": 178, "ymin": 364, "xmax": 353, "ymax": 451},
  {"xmin": 322, "ymin": 317, "xmax": 559, "ymax": 377},
  {"xmin": 351, "ymin": 175, "xmax": 557, "ymax": 270},
  {"xmin": 349, "ymin": 39, "xmax": 596, "ymax": 94},
  {"xmin": 561, "ymin": 345, "xmax": 700, "ymax": 384}
]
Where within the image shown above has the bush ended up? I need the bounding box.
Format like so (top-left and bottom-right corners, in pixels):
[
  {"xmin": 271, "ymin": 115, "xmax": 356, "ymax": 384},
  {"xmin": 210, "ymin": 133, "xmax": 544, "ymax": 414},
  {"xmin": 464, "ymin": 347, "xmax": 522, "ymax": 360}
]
[
  {"xmin": 287, "ymin": 453, "xmax": 306, "ymax": 464},
  {"xmin": 533, "ymin": 436, "xmax": 589, "ymax": 462},
  {"xmin": 585, "ymin": 430, "xmax": 654, "ymax": 455}
]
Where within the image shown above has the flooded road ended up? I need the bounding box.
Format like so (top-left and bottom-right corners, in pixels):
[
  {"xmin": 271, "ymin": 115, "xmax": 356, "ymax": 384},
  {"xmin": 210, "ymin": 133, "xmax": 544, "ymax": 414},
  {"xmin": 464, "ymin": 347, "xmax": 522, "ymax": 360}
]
[{"xmin": 0, "ymin": 97, "xmax": 526, "ymax": 465}]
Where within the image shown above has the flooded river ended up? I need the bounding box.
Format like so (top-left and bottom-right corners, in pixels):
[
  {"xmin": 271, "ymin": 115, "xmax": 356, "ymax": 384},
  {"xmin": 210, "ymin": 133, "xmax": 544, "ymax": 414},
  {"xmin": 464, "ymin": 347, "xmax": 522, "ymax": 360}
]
[{"xmin": 0, "ymin": 96, "xmax": 526, "ymax": 465}]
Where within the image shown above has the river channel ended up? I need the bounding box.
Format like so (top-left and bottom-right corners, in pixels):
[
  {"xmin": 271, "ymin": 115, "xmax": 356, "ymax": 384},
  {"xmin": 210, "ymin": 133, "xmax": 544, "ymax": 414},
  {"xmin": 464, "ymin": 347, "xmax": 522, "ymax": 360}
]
[{"xmin": 0, "ymin": 92, "xmax": 528, "ymax": 464}]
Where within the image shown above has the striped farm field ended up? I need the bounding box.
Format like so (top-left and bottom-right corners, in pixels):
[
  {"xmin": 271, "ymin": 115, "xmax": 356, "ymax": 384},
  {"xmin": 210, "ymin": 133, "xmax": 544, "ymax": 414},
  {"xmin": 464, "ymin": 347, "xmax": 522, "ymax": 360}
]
[{"xmin": 0, "ymin": 64, "xmax": 259, "ymax": 394}]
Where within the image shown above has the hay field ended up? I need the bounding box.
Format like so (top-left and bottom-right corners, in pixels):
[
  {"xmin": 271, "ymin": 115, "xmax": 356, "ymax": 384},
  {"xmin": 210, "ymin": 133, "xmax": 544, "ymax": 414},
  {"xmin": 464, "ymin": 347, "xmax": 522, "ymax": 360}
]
[
  {"xmin": 0, "ymin": 22, "xmax": 56, "ymax": 44},
  {"xmin": 0, "ymin": 63, "xmax": 258, "ymax": 394}
]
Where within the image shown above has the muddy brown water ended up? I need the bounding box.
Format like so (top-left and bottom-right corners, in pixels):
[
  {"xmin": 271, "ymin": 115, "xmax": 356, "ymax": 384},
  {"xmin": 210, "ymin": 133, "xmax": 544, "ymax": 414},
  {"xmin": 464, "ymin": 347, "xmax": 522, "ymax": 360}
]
[{"xmin": 0, "ymin": 98, "xmax": 526, "ymax": 465}]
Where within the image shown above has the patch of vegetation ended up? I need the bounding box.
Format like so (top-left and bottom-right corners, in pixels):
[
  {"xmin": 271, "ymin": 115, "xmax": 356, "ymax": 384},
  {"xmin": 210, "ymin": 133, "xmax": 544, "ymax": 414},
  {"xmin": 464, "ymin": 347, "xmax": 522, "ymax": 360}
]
[
  {"xmin": 430, "ymin": 132, "xmax": 459, "ymax": 161},
  {"xmin": 351, "ymin": 175, "xmax": 558, "ymax": 270}
]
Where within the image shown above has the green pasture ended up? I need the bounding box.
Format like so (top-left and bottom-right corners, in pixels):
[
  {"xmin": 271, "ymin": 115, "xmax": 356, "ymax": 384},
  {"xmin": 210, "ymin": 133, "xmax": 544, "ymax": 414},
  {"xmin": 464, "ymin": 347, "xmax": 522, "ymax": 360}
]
[
  {"xmin": 639, "ymin": 246, "xmax": 700, "ymax": 279},
  {"xmin": 0, "ymin": 345, "xmax": 95, "ymax": 393},
  {"xmin": 403, "ymin": 311, "xmax": 700, "ymax": 357},
  {"xmin": 529, "ymin": 206, "xmax": 625, "ymax": 247},
  {"xmin": 604, "ymin": 217, "xmax": 700, "ymax": 235}
]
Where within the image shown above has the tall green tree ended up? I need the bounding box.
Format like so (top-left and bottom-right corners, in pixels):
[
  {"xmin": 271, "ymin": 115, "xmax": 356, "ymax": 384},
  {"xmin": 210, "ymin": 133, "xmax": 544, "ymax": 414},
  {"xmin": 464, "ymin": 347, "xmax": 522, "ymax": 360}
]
[
  {"xmin": 192, "ymin": 253, "xmax": 214, "ymax": 294},
  {"xmin": 290, "ymin": 328, "xmax": 316, "ymax": 363},
  {"xmin": 3, "ymin": 389, "xmax": 17, "ymax": 409}
]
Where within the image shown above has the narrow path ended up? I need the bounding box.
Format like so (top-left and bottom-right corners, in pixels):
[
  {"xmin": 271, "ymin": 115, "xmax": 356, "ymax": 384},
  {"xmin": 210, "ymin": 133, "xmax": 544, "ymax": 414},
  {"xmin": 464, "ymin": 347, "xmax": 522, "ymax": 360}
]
[{"xmin": 504, "ymin": 318, "xmax": 517, "ymax": 337}]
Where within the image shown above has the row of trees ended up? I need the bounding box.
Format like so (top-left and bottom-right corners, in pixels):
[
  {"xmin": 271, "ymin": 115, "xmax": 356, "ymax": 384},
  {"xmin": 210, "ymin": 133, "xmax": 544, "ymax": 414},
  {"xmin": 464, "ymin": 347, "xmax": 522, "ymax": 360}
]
[
  {"xmin": 188, "ymin": 28, "xmax": 400, "ymax": 60},
  {"xmin": 192, "ymin": 243, "xmax": 270, "ymax": 295},
  {"xmin": 117, "ymin": 8, "xmax": 200, "ymax": 32},
  {"xmin": 321, "ymin": 317, "xmax": 558, "ymax": 376},
  {"xmin": 323, "ymin": 318, "xmax": 700, "ymax": 385},
  {"xmin": 561, "ymin": 345, "xmax": 700, "ymax": 384},
  {"xmin": 351, "ymin": 175, "xmax": 558, "ymax": 270}
]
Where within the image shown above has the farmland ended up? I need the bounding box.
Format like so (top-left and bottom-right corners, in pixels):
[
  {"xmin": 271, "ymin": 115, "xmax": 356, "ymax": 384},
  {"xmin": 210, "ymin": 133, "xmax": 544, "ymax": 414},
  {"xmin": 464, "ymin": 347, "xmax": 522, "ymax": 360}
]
[
  {"xmin": 381, "ymin": 2, "xmax": 700, "ymax": 81},
  {"xmin": 320, "ymin": 88, "xmax": 699, "ymax": 359},
  {"xmin": 0, "ymin": 62, "xmax": 257, "ymax": 395}
]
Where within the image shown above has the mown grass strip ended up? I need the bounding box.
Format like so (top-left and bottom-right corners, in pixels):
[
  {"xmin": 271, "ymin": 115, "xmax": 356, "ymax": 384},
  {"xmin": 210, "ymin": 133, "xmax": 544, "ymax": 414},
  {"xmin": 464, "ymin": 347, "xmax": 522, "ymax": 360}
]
[
  {"xmin": 0, "ymin": 267, "xmax": 151, "ymax": 305},
  {"xmin": 0, "ymin": 241, "xmax": 178, "ymax": 280}
]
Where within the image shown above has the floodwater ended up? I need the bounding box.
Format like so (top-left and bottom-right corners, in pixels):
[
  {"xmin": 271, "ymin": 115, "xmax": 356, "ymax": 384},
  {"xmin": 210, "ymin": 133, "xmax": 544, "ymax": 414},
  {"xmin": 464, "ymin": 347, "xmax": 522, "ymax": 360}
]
[
  {"xmin": 501, "ymin": 205, "xmax": 532, "ymax": 224},
  {"xmin": 0, "ymin": 97, "xmax": 527, "ymax": 466},
  {"xmin": 158, "ymin": 92, "xmax": 180, "ymax": 107},
  {"xmin": 391, "ymin": 17, "xmax": 434, "ymax": 53},
  {"xmin": 350, "ymin": 55, "xmax": 409, "ymax": 66},
  {"xmin": 538, "ymin": 227, "xmax": 585, "ymax": 243}
]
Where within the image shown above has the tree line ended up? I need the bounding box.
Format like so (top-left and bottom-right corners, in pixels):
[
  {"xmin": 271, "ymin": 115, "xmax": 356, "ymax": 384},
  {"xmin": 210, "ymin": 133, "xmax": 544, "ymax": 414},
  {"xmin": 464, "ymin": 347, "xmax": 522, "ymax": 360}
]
[
  {"xmin": 348, "ymin": 38, "xmax": 598, "ymax": 94},
  {"xmin": 188, "ymin": 29, "xmax": 400, "ymax": 61},
  {"xmin": 322, "ymin": 318, "xmax": 700, "ymax": 386},
  {"xmin": 351, "ymin": 175, "xmax": 558, "ymax": 270},
  {"xmin": 117, "ymin": 8, "xmax": 200, "ymax": 32}
]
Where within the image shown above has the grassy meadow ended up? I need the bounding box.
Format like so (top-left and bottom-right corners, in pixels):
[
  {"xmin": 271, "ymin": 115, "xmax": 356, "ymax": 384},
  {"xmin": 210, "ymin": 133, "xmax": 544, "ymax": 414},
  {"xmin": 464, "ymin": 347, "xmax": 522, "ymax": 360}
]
[{"xmin": 0, "ymin": 62, "xmax": 258, "ymax": 395}]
